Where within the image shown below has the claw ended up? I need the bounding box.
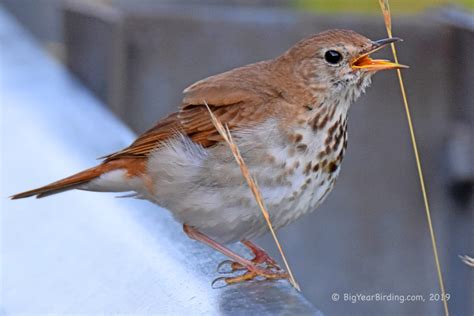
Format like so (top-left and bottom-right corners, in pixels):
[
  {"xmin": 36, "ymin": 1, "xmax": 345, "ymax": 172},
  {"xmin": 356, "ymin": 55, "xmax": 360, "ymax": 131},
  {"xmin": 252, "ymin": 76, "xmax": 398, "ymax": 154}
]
[
  {"xmin": 216, "ymin": 260, "xmax": 231, "ymax": 273},
  {"xmin": 216, "ymin": 260, "xmax": 242, "ymax": 274},
  {"xmin": 211, "ymin": 276, "xmax": 230, "ymax": 289}
]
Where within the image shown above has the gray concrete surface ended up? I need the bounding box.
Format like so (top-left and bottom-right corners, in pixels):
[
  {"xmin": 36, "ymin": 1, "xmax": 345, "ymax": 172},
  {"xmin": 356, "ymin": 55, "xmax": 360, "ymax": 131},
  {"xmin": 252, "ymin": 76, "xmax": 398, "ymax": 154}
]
[
  {"xmin": 0, "ymin": 7, "xmax": 321, "ymax": 315},
  {"xmin": 60, "ymin": 3, "xmax": 473, "ymax": 315}
]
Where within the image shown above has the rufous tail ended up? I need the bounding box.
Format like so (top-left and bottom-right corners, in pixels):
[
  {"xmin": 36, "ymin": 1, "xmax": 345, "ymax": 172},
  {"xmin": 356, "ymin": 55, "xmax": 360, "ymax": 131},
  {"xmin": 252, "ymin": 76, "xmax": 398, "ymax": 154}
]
[{"xmin": 10, "ymin": 159, "xmax": 144, "ymax": 199}]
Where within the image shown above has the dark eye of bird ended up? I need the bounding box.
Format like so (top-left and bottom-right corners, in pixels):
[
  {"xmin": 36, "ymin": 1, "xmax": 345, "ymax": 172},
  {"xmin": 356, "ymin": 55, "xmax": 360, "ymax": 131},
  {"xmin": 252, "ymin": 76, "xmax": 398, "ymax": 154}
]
[{"xmin": 324, "ymin": 50, "xmax": 342, "ymax": 64}]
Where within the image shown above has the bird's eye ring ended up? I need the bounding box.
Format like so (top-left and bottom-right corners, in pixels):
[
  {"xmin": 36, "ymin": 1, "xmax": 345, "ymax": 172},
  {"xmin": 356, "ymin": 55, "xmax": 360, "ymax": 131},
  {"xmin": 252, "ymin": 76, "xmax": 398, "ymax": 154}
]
[{"xmin": 324, "ymin": 50, "xmax": 343, "ymax": 64}]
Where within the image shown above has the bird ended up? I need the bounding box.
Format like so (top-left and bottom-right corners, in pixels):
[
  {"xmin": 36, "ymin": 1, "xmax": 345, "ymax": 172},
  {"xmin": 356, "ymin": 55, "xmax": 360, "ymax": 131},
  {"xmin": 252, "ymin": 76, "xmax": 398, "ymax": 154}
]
[{"xmin": 11, "ymin": 29, "xmax": 406, "ymax": 286}]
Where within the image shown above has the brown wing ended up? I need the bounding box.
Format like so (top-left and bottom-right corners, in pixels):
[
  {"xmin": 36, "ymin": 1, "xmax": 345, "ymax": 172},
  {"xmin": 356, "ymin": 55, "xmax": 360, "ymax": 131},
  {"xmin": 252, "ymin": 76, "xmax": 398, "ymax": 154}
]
[{"xmin": 103, "ymin": 61, "xmax": 282, "ymax": 162}]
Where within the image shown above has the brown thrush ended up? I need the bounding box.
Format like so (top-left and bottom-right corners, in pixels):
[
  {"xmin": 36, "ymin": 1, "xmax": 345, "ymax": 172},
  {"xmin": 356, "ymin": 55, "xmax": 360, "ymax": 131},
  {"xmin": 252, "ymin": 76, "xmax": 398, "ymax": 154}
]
[{"xmin": 11, "ymin": 29, "xmax": 406, "ymax": 286}]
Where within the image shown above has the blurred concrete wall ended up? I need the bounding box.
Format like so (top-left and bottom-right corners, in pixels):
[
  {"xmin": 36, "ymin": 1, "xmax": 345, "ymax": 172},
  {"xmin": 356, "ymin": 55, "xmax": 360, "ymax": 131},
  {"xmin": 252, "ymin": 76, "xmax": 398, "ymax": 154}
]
[
  {"xmin": 2, "ymin": 1, "xmax": 472, "ymax": 315},
  {"xmin": 0, "ymin": 0, "xmax": 63, "ymax": 43}
]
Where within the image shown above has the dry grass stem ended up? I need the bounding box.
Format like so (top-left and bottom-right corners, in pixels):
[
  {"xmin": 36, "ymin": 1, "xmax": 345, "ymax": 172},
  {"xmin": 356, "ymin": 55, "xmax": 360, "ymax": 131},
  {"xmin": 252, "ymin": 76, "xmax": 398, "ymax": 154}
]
[
  {"xmin": 205, "ymin": 103, "xmax": 300, "ymax": 291},
  {"xmin": 378, "ymin": 1, "xmax": 449, "ymax": 315}
]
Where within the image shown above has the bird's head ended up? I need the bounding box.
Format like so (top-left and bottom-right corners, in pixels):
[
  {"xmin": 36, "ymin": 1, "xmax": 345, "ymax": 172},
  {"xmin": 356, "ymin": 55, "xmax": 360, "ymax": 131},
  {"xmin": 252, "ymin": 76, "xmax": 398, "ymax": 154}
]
[{"xmin": 280, "ymin": 29, "xmax": 407, "ymax": 106}]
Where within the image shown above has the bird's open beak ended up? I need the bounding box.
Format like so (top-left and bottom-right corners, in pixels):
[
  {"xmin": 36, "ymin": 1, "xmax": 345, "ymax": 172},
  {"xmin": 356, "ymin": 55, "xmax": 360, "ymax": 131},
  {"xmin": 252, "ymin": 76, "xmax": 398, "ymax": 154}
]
[{"xmin": 352, "ymin": 37, "xmax": 409, "ymax": 71}]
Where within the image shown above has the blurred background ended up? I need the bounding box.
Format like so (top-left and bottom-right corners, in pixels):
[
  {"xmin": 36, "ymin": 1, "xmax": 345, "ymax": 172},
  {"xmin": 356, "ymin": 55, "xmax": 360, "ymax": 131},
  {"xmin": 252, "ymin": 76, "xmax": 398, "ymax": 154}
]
[{"xmin": 1, "ymin": 0, "xmax": 472, "ymax": 315}]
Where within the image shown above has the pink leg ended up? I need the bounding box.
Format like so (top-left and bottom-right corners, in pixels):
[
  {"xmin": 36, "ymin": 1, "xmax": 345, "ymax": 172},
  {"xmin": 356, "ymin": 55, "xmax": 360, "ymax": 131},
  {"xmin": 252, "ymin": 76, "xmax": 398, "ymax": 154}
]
[
  {"xmin": 242, "ymin": 240, "xmax": 281, "ymax": 269},
  {"xmin": 183, "ymin": 224, "xmax": 254, "ymax": 267},
  {"xmin": 218, "ymin": 240, "xmax": 281, "ymax": 273},
  {"xmin": 183, "ymin": 224, "xmax": 288, "ymax": 287}
]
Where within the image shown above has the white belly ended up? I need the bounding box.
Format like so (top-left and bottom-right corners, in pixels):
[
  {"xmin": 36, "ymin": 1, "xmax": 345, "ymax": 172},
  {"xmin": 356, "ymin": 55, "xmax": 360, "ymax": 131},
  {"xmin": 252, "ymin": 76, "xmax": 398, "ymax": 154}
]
[{"xmin": 142, "ymin": 116, "xmax": 347, "ymax": 244}]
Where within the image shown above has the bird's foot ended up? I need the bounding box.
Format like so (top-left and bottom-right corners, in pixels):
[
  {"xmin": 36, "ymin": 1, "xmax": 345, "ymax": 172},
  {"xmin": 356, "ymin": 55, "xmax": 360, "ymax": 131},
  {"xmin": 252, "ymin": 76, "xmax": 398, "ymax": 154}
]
[
  {"xmin": 212, "ymin": 265, "xmax": 289, "ymax": 288},
  {"xmin": 182, "ymin": 225, "xmax": 288, "ymax": 288},
  {"xmin": 217, "ymin": 240, "xmax": 281, "ymax": 273}
]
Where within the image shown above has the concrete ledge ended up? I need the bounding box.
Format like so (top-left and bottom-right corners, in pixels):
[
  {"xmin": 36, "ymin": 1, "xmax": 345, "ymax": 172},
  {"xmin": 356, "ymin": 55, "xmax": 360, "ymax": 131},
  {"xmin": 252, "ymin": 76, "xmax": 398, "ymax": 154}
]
[{"xmin": 0, "ymin": 7, "xmax": 321, "ymax": 315}]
